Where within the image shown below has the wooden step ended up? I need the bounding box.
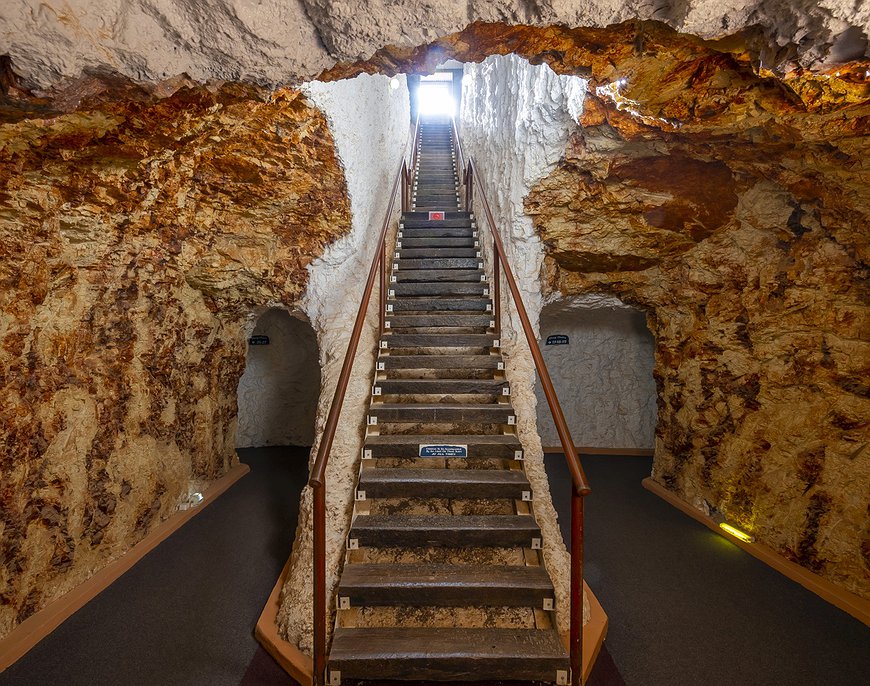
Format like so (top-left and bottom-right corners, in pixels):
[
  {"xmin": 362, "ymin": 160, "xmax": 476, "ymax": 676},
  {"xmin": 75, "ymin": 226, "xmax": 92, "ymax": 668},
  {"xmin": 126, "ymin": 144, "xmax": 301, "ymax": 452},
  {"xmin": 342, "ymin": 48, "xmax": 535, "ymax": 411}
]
[
  {"xmin": 374, "ymin": 378, "xmax": 509, "ymax": 395},
  {"xmin": 377, "ymin": 355, "xmax": 503, "ymax": 370},
  {"xmin": 399, "ymin": 230, "xmax": 474, "ymax": 240},
  {"xmin": 329, "ymin": 627, "xmax": 567, "ymax": 681},
  {"xmin": 349, "ymin": 514, "xmax": 540, "ymax": 548},
  {"xmin": 386, "ymin": 313, "xmax": 492, "ymax": 327},
  {"xmin": 403, "ymin": 211, "xmax": 470, "ymax": 220},
  {"xmin": 398, "ymin": 250, "xmax": 480, "ymax": 260},
  {"xmin": 393, "ymin": 270, "xmax": 484, "ymax": 283},
  {"xmin": 389, "ymin": 282, "xmax": 486, "ymax": 297},
  {"xmin": 357, "ymin": 469, "xmax": 528, "ymax": 500},
  {"xmin": 368, "ymin": 403, "xmax": 515, "ymax": 424},
  {"xmin": 395, "ymin": 258, "xmax": 482, "ymax": 271},
  {"xmin": 400, "ymin": 221, "xmax": 473, "ymax": 230},
  {"xmin": 381, "ymin": 333, "xmax": 497, "ymax": 348},
  {"xmin": 387, "ymin": 297, "xmax": 489, "ymax": 312},
  {"xmin": 363, "ymin": 433, "xmax": 522, "ymax": 459},
  {"xmin": 398, "ymin": 238, "xmax": 474, "ymax": 249},
  {"xmin": 337, "ymin": 563, "xmax": 551, "ymax": 607}
]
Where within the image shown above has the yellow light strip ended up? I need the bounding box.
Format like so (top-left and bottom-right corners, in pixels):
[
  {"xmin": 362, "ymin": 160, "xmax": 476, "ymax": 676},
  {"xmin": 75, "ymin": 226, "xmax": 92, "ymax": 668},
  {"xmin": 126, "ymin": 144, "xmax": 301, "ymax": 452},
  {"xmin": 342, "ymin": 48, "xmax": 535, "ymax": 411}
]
[{"xmin": 719, "ymin": 522, "xmax": 754, "ymax": 543}]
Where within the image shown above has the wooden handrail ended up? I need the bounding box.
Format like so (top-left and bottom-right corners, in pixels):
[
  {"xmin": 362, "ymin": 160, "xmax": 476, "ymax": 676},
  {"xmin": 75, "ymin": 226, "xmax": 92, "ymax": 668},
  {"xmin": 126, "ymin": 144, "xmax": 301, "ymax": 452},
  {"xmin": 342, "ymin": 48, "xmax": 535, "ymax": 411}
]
[
  {"xmin": 309, "ymin": 114, "xmax": 419, "ymax": 686},
  {"xmin": 450, "ymin": 117, "xmax": 591, "ymax": 686}
]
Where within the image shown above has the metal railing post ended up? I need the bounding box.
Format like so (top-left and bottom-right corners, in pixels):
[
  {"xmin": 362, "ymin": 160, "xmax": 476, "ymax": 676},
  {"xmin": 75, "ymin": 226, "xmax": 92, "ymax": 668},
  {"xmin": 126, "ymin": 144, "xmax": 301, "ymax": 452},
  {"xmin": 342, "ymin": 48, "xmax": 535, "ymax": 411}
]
[
  {"xmin": 313, "ymin": 483, "xmax": 327, "ymax": 686},
  {"xmin": 571, "ymin": 491, "xmax": 585, "ymax": 685},
  {"xmin": 493, "ymin": 246, "xmax": 501, "ymax": 338}
]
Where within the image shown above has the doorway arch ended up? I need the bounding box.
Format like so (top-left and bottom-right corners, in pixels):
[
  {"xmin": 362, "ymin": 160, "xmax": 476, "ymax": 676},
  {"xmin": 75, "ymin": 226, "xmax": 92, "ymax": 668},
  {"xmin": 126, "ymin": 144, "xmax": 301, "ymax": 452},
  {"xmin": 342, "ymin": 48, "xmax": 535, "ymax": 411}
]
[
  {"xmin": 236, "ymin": 308, "xmax": 320, "ymax": 448},
  {"xmin": 535, "ymin": 295, "xmax": 656, "ymax": 452}
]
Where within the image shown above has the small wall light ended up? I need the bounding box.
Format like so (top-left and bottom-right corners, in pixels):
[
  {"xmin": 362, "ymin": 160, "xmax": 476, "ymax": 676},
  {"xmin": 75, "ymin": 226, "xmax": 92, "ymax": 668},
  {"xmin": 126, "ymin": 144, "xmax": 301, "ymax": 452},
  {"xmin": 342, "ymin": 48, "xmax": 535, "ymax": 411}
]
[
  {"xmin": 719, "ymin": 522, "xmax": 754, "ymax": 543},
  {"xmin": 389, "ymin": 77, "xmax": 400, "ymax": 90}
]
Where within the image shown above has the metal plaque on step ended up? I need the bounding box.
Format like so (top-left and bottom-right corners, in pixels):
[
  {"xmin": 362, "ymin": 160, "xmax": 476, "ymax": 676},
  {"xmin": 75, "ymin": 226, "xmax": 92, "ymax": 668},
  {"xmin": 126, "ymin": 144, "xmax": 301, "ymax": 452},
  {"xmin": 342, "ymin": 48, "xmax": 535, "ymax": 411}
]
[
  {"xmin": 419, "ymin": 444, "xmax": 468, "ymax": 458},
  {"xmin": 428, "ymin": 211, "xmax": 445, "ymax": 220}
]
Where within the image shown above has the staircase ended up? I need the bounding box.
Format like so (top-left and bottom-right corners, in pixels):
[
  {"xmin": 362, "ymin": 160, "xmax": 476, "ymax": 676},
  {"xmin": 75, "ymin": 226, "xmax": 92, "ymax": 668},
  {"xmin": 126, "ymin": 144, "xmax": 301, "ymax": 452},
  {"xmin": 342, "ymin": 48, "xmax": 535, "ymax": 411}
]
[{"xmin": 327, "ymin": 117, "xmax": 570, "ymax": 683}]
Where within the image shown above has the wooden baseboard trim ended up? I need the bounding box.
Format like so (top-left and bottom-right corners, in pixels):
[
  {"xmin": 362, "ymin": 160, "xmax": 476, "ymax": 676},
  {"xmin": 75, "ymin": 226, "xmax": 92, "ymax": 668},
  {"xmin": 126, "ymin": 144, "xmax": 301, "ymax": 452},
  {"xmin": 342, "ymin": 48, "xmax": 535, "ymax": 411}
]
[
  {"xmin": 642, "ymin": 477, "xmax": 870, "ymax": 626},
  {"xmin": 256, "ymin": 563, "xmax": 607, "ymax": 684},
  {"xmin": 0, "ymin": 462, "xmax": 250, "ymax": 672},
  {"xmin": 543, "ymin": 446, "xmax": 654, "ymax": 457},
  {"xmin": 255, "ymin": 555, "xmax": 313, "ymax": 686}
]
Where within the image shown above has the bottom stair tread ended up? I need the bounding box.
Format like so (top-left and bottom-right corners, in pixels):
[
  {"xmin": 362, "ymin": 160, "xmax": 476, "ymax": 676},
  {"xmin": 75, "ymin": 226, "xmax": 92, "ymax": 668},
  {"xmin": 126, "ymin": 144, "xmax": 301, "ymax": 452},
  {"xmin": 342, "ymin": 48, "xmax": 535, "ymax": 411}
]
[{"xmin": 330, "ymin": 627, "xmax": 568, "ymax": 681}]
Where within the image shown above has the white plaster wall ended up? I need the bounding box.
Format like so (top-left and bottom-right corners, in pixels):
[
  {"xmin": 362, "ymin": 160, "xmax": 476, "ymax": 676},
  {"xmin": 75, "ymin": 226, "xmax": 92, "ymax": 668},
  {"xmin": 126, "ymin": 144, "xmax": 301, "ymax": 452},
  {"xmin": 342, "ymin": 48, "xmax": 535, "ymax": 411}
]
[
  {"xmin": 459, "ymin": 54, "xmax": 588, "ymax": 631},
  {"xmin": 5, "ymin": 1, "xmax": 867, "ymax": 88},
  {"xmin": 276, "ymin": 73, "xmax": 411, "ymax": 652},
  {"xmin": 236, "ymin": 308, "xmax": 320, "ymax": 448},
  {"xmin": 536, "ymin": 297, "xmax": 656, "ymax": 450}
]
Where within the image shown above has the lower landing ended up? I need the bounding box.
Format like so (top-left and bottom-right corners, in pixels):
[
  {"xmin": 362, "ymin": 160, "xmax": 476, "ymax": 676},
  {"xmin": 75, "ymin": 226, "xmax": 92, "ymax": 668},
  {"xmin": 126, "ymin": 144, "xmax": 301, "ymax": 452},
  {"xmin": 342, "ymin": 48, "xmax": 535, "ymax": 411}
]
[{"xmin": 255, "ymin": 557, "xmax": 608, "ymax": 686}]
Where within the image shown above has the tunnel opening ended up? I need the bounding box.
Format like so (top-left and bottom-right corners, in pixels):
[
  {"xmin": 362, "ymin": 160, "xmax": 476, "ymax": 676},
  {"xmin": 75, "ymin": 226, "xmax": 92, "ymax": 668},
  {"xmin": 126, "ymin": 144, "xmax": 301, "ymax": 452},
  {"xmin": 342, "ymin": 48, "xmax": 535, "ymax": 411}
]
[
  {"xmin": 535, "ymin": 295, "xmax": 656, "ymax": 454},
  {"xmin": 236, "ymin": 308, "xmax": 321, "ymax": 449}
]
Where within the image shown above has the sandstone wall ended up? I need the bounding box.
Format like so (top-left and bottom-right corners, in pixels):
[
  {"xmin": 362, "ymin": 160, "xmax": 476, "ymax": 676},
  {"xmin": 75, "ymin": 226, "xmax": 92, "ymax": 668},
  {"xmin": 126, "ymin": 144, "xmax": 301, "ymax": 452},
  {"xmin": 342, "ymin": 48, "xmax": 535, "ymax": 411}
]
[
  {"xmin": 0, "ymin": 81, "xmax": 353, "ymax": 639},
  {"xmin": 276, "ymin": 73, "xmax": 411, "ymax": 652},
  {"xmin": 536, "ymin": 297, "xmax": 656, "ymax": 450},
  {"xmin": 236, "ymin": 308, "xmax": 321, "ymax": 449},
  {"xmin": 527, "ymin": 79, "xmax": 869, "ymax": 598},
  {"xmin": 459, "ymin": 54, "xmax": 590, "ymax": 631}
]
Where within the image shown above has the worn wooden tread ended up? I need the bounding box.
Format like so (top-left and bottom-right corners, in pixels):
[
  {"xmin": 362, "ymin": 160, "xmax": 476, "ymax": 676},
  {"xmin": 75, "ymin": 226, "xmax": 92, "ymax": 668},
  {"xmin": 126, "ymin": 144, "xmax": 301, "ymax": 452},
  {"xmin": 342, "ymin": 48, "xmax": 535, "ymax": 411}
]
[
  {"xmin": 350, "ymin": 514, "xmax": 541, "ymax": 547},
  {"xmin": 374, "ymin": 379, "xmax": 508, "ymax": 395},
  {"xmin": 337, "ymin": 563, "xmax": 551, "ymax": 607},
  {"xmin": 329, "ymin": 627, "xmax": 568, "ymax": 681},
  {"xmin": 381, "ymin": 333, "xmax": 497, "ymax": 348},
  {"xmin": 368, "ymin": 403, "xmax": 515, "ymax": 423},
  {"xmin": 386, "ymin": 313, "xmax": 492, "ymax": 327},
  {"xmin": 363, "ymin": 433, "xmax": 522, "ymax": 459},
  {"xmin": 395, "ymin": 258, "xmax": 483, "ymax": 271},
  {"xmin": 358, "ymin": 468, "xmax": 529, "ymax": 499},
  {"xmin": 390, "ymin": 283, "xmax": 488, "ymax": 297},
  {"xmin": 387, "ymin": 296, "xmax": 490, "ymax": 312},
  {"xmin": 377, "ymin": 354, "xmax": 502, "ymax": 370}
]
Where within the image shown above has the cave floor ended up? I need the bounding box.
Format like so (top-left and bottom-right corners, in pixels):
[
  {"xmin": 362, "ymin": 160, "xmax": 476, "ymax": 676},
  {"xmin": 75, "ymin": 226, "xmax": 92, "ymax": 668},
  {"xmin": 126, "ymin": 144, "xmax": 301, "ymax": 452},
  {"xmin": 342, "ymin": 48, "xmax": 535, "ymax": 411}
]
[{"xmin": 1, "ymin": 451, "xmax": 866, "ymax": 686}]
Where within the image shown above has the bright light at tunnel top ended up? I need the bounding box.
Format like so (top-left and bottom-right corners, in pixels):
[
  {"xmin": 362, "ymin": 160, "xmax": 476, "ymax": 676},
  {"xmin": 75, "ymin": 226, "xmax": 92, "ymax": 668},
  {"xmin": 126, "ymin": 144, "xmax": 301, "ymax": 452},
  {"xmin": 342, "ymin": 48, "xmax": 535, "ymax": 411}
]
[{"xmin": 418, "ymin": 83, "xmax": 455, "ymax": 116}]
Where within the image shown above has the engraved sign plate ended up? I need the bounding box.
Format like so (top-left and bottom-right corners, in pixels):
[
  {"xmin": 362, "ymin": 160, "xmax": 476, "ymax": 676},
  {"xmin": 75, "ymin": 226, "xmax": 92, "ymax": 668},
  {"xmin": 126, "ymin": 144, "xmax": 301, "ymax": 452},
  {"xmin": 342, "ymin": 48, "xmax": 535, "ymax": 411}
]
[{"xmin": 419, "ymin": 444, "xmax": 468, "ymax": 458}]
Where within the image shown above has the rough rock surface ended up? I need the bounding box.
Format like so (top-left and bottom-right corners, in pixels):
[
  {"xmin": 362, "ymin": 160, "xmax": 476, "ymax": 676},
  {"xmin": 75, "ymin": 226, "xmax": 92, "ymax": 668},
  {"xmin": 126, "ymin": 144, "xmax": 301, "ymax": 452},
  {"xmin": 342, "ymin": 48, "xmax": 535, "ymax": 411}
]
[
  {"xmin": 460, "ymin": 54, "xmax": 590, "ymax": 634},
  {"xmin": 0, "ymin": 79, "xmax": 352, "ymax": 638},
  {"xmin": 3, "ymin": 2, "xmax": 869, "ymax": 89},
  {"xmin": 537, "ymin": 297, "xmax": 657, "ymax": 450},
  {"xmin": 523, "ymin": 53, "xmax": 869, "ymax": 597},
  {"xmin": 275, "ymin": 74, "xmax": 411, "ymax": 652},
  {"xmin": 236, "ymin": 308, "xmax": 320, "ymax": 449}
]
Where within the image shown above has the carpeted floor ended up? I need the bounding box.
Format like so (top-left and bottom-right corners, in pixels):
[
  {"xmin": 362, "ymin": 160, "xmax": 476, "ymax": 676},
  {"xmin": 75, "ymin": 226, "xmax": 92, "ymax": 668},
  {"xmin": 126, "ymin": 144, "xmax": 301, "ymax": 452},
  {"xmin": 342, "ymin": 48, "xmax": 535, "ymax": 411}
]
[
  {"xmin": 1, "ymin": 449, "xmax": 867, "ymax": 685},
  {"xmin": 0, "ymin": 446, "xmax": 309, "ymax": 686},
  {"xmin": 543, "ymin": 453, "xmax": 869, "ymax": 686}
]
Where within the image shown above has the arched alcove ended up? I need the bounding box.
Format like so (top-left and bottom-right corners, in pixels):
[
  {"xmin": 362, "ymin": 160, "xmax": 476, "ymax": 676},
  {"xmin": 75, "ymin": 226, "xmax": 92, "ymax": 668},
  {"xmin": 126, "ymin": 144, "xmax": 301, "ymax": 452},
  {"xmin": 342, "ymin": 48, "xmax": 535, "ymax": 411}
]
[
  {"xmin": 236, "ymin": 308, "xmax": 321, "ymax": 448},
  {"xmin": 535, "ymin": 295, "xmax": 656, "ymax": 452}
]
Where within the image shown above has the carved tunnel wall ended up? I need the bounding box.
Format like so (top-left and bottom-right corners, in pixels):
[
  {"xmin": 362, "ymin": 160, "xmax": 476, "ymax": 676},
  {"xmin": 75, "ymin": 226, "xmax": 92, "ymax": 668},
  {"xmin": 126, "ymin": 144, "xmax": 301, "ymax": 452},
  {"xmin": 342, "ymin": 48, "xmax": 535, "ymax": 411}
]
[
  {"xmin": 236, "ymin": 309, "xmax": 321, "ymax": 448},
  {"xmin": 536, "ymin": 297, "xmax": 656, "ymax": 451}
]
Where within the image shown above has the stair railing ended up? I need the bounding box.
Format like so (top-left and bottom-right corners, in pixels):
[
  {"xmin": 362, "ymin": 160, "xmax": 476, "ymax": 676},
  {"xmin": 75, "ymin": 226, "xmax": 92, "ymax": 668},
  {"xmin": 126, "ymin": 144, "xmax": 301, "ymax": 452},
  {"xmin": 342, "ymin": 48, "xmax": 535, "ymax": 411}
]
[
  {"xmin": 451, "ymin": 117, "xmax": 593, "ymax": 686},
  {"xmin": 308, "ymin": 113, "xmax": 419, "ymax": 686}
]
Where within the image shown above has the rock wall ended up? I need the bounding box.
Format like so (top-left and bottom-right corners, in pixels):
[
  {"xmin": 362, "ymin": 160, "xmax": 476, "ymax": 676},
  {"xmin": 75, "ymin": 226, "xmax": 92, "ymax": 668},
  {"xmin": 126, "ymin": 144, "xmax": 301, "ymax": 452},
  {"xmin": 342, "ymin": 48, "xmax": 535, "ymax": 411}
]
[
  {"xmin": 459, "ymin": 54, "xmax": 590, "ymax": 631},
  {"xmin": 536, "ymin": 296, "xmax": 656, "ymax": 450},
  {"xmin": 0, "ymin": 80, "xmax": 353, "ymax": 639},
  {"xmin": 4, "ymin": 2, "xmax": 868, "ymax": 88},
  {"xmin": 276, "ymin": 73, "xmax": 411, "ymax": 652},
  {"xmin": 236, "ymin": 308, "xmax": 321, "ymax": 449},
  {"xmin": 526, "ymin": 64, "xmax": 869, "ymax": 597}
]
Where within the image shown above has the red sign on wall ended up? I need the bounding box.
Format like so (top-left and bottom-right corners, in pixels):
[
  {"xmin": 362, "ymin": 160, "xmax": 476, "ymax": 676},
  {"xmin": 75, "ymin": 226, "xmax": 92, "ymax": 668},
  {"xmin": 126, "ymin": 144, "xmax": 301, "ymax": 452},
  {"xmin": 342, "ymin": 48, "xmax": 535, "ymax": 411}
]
[{"xmin": 428, "ymin": 211, "xmax": 445, "ymax": 220}]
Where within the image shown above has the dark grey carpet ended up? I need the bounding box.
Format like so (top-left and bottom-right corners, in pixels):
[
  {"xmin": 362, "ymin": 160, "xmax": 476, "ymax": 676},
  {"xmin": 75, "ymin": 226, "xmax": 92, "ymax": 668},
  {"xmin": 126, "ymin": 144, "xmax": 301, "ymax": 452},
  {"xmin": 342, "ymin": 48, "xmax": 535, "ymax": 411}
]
[
  {"xmin": 0, "ymin": 446, "xmax": 309, "ymax": 686},
  {"xmin": 2, "ymin": 449, "xmax": 867, "ymax": 685},
  {"xmin": 543, "ymin": 453, "xmax": 870, "ymax": 686}
]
